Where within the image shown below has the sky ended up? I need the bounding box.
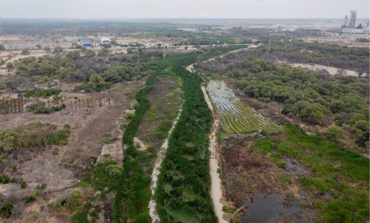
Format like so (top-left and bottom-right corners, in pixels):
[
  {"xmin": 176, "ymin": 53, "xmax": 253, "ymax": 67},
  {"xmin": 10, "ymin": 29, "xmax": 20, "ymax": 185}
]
[{"xmin": 0, "ymin": 0, "xmax": 369, "ymax": 19}]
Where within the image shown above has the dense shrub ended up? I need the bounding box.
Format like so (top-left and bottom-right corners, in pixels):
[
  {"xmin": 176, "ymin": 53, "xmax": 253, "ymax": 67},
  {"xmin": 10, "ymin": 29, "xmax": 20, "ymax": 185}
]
[
  {"xmin": 24, "ymin": 88, "xmax": 61, "ymax": 98},
  {"xmin": 26, "ymin": 102, "xmax": 65, "ymax": 114},
  {"xmin": 0, "ymin": 203, "xmax": 13, "ymax": 218},
  {"xmin": 0, "ymin": 123, "xmax": 70, "ymax": 158},
  {"xmin": 292, "ymin": 100, "xmax": 326, "ymax": 125}
]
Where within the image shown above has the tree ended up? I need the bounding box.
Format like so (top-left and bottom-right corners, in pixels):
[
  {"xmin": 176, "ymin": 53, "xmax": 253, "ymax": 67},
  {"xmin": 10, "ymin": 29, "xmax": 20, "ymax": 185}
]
[
  {"xmin": 88, "ymin": 73, "xmax": 110, "ymax": 91},
  {"xmin": 83, "ymin": 49, "xmax": 95, "ymax": 58},
  {"xmin": 0, "ymin": 44, "xmax": 5, "ymax": 51},
  {"xmin": 53, "ymin": 47, "xmax": 63, "ymax": 54},
  {"xmin": 44, "ymin": 47, "xmax": 51, "ymax": 53},
  {"xmin": 5, "ymin": 63, "xmax": 14, "ymax": 73},
  {"xmin": 66, "ymin": 51, "xmax": 80, "ymax": 60},
  {"xmin": 98, "ymin": 48, "xmax": 109, "ymax": 57},
  {"xmin": 21, "ymin": 49, "xmax": 30, "ymax": 55}
]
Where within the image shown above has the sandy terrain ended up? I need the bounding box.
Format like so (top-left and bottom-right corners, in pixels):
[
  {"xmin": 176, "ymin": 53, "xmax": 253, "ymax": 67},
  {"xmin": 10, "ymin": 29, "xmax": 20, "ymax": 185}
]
[{"xmin": 290, "ymin": 62, "xmax": 360, "ymax": 77}]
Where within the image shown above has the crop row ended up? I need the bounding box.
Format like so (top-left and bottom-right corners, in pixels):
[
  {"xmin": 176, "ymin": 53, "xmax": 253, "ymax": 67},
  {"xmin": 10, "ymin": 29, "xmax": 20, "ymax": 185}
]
[{"xmin": 215, "ymin": 99, "xmax": 280, "ymax": 134}]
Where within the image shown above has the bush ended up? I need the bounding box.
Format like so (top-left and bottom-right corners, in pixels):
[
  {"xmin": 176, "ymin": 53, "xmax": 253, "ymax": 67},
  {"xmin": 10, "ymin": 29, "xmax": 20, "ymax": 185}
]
[
  {"xmin": 53, "ymin": 46, "xmax": 63, "ymax": 54},
  {"xmin": 324, "ymin": 124, "xmax": 344, "ymax": 143},
  {"xmin": 24, "ymin": 88, "xmax": 61, "ymax": 98},
  {"xmin": 26, "ymin": 102, "xmax": 65, "ymax": 114},
  {"xmin": 351, "ymin": 120, "xmax": 369, "ymax": 146},
  {"xmin": 5, "ymin": 62, "xmax": 14, "ymax": 72},
  {"xmin": 292, "ymin": 100, "xmax": 326, "ymax": 125},
  {"xmin": 0, "ymin": 174, "xmax": 16, "ymax": 184},
  {"xmin": 75, "ymin": 74, "xmax": 111, "ymax": 92},
  {"xmin": 0, "ymin": 203, "xmax": 13, "ymax": 218},
  {"xmin": 21, "ymin": 49, "xmax": 30, "ymax": 55},
  {"xmin": 0, "ymin": 123, "xmax": 70, "ymax": 157}
]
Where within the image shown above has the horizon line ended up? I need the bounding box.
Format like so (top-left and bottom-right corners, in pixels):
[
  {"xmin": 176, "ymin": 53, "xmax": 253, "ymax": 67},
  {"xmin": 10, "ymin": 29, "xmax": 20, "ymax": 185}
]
[{"xmin": 2, "ymin": 17, "xmax": 370, "ymax": 20}]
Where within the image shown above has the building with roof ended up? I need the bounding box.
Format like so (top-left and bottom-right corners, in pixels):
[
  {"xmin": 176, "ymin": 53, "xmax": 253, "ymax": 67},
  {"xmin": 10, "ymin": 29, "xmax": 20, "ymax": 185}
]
[
  {"xmin": 78, "ymin": 39, "xmax": 93, "ymax": 48},
  {"xmin": 100, "ymin": 37, "xmax": 111, "ymax": 46}
]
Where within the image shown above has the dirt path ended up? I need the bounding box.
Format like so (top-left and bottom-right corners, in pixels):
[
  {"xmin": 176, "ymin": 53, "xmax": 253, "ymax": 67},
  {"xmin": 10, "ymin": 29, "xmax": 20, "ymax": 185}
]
[
  {"xmin": 186, "ymin": 46, "xmax": 262, "ymax": 222},
  {"xmin": 187, "ymin": 56, "xmax": 228, "ymax": 222},
  {"xmin": 148, "ymin": 106, "xmax": 183, "ymax": 223},
  {"xmin": 201, "ymin": 86, "xmax": 227, "ymax": 223}
]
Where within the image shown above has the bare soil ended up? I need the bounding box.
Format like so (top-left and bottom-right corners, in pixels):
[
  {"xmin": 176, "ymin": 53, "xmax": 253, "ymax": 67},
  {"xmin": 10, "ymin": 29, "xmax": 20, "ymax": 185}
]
[
  {"xmin": 0, "ymin": 80, "xmax": 144, "ymax": 222},
  {"xmin": 221, "ymin": 139, "xmax": 284, "ymax": 207},
  {"xmin": 220, "ymin": 137, "xmax": 315, "ymax": 223}
]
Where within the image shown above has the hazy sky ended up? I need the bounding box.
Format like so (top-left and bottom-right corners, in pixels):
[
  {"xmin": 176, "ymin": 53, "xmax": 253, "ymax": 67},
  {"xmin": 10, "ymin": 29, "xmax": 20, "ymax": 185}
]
[{"xmin": 1, "ymin": 0, "xmax": 369, "ymax": 19}]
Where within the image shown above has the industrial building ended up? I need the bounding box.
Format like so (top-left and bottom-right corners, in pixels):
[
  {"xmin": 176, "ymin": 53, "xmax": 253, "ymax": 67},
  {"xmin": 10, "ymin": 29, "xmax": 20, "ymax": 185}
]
[{"xmin": 341, "ymin": 10, "xmax": 370, "ymax": 34}]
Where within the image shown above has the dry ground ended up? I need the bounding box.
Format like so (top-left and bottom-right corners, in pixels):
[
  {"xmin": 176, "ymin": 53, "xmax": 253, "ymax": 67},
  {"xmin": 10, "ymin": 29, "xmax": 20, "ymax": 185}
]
[
  {"xmin": 221, "ymin": 138, "xmax": 284, "ymax": 208},
  {"xmin": 0, "ymin": 80, "xmax": 144, "ymax": 222}
]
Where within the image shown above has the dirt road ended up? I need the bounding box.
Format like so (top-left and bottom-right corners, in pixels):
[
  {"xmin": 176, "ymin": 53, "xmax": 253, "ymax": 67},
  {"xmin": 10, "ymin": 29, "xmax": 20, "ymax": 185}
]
[
  {"xmin": 202, "ymin": 86, "xmax": 227, "ymax": 223},
  {"xmin": 187, "ymin": 59, "xmax": 228, "ymax": 222}
]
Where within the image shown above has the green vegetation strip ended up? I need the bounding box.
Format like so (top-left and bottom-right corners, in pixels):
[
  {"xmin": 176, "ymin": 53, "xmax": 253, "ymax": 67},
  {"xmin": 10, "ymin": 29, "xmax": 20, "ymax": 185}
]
[
  {"xmin": 155, "ymin": 57, "xmax": 217, "ymax": 222},
  {"xmin": 112, "ymin": 70, "xmax": 158, "ymax": 222},
  {"xmin": 253, "ymin": 124, "xmax": 369, "ymax": 222},
  {"xmin": 112, "ymin": 47, "xmax": 246, "ymax": 222}
]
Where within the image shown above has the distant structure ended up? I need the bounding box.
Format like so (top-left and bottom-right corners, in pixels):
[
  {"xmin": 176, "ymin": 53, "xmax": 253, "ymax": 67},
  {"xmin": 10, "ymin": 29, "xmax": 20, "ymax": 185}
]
[
  {"xmin": 78, "ymin": 39, "xmax": 93, "ymax": 48},
  {"xmin": 342, "ymin": 15, "xmax": 349, "ymax": 27},
  {"xmin": 100, "ymin": 37, "xmax": 111, "ymax": 46},
  {"xmin": 341, "ymin": 10, "xmax": 369, "ymax": 34},
  {"xmin": 349, "ymin": 10, "xmax": 357, "ymax": 28}
]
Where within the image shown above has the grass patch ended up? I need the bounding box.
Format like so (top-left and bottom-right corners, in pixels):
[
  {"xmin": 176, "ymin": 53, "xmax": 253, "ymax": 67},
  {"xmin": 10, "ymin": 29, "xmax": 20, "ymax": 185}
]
[
  {"xmin": 253, "ymin": 124, "xmax": 369, "ymax": 222},
  {"xmin": 70, "ymin": 203, "xmax": 91, "ymax": 223}
]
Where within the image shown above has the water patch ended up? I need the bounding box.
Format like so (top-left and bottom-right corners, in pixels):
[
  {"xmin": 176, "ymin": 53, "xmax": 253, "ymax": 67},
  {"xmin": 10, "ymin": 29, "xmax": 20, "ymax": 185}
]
[{"xmin": 242, "ymin": 194, "xmax": 283, "ymax": 223}]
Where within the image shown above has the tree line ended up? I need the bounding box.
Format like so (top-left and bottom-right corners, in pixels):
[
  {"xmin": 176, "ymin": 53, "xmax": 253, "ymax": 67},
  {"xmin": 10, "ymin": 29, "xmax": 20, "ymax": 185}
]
[{"xmin": 198, "ymin": 54, "xmax": 369, "ymax": 149}]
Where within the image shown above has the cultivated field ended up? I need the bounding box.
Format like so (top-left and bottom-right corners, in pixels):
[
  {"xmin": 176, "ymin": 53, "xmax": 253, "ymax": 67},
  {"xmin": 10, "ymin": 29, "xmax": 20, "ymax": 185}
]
[{"xmin": 207, "ymin": 80, "xmax": 280, "ymax": 134}]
